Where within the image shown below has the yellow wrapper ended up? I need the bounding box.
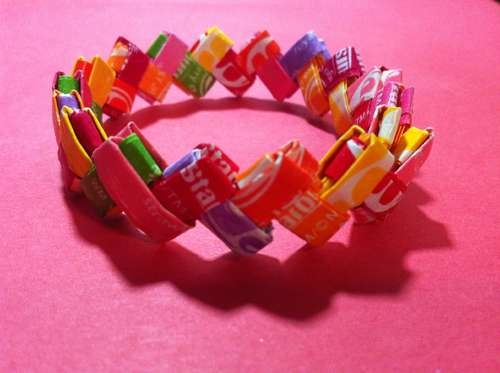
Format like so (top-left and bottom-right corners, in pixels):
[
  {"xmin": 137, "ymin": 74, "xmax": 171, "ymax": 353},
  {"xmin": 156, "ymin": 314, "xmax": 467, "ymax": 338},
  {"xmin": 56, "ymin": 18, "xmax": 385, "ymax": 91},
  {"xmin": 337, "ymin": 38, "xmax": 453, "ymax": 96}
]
[
  {"xmin": 88, "ymin": 56, "xmax": 116, "ymax": 107},
  {"xmin": 319, "ymin": 125, "xmax": 395, "ymax": 212},
  {"xmin": 59, "ymin": 106, "xmax": 108, "ymax": 178},
  {"xmin": 191, "ymin": 26, "xmax": 234, "ymax": 72},
  {"xmin": 392, "ymin": 127, "xmax": 430, "ymax": 164}
]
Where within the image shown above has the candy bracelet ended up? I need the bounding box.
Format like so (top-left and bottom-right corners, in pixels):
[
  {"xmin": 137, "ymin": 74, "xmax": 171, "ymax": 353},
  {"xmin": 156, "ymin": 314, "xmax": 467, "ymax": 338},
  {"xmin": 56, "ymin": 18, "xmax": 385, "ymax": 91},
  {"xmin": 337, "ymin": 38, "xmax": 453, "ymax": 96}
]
[{"xmin": 51, "ymin": 26, "xmax": 434, "ymax": 255}]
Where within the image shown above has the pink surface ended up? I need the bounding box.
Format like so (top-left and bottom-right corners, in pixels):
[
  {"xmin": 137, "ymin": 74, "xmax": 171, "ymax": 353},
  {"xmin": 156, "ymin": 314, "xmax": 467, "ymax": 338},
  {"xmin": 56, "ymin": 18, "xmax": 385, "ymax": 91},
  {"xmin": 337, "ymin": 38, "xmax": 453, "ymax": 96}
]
[{"xmin": 1, "ymin": 0, "xmax": 499, "ymax": 371}]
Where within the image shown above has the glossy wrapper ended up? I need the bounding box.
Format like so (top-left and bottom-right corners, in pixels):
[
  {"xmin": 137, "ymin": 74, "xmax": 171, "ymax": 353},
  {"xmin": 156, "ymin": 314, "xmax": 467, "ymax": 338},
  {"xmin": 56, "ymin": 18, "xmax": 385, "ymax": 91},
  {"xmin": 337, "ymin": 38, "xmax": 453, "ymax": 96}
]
[
  {"xmin": 353, "ymin": 128, "xmax": 434, "ymax": 223},
  {"xmin": 200, "ymin": 201, "xmax": 274, "ymax": 255},
  {"xmin": 319, "ymin": 125, "xmax": 394, "ymax": 213},
  {"xmin": 174, "ymin": 53, "xmax": 215, "ymax": 97},
  {"xmin": 279, "ymin": 31, "xmax": 329, "ymax": 79}
]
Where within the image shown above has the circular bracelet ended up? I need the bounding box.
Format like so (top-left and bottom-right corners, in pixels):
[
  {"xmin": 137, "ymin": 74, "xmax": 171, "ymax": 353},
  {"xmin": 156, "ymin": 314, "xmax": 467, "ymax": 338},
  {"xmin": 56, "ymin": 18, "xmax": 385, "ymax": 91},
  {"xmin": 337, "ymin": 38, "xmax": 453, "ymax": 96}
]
[{"xmin": 51, "ymin": 26, "xmax": 434, "ymax": 255}]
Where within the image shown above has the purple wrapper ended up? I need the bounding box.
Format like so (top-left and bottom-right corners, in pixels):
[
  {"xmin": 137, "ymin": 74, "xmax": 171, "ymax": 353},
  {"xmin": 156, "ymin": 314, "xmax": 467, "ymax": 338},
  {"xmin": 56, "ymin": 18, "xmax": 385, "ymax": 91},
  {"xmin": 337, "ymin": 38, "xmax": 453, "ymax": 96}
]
[
  {"xmin": 57, "ymin": 94, "xmax": 80, "ymax": 113},
  {"xmin": 279, "ymin": 31, "xmax": 329, "ymax": 79},
  {"xmin": 200, "ymin": 201, "xmax": 273, "ymax": 255},
  {"xmin": 162, "ymin": 149, "xmax": 201, "ymax": 177}
]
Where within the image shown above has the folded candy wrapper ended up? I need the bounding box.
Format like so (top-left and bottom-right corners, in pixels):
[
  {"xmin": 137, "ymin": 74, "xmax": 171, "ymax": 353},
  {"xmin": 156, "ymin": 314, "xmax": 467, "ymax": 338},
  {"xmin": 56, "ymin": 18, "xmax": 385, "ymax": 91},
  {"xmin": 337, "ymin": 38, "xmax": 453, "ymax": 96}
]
[{"xmin": 352, "ymin": 127, "xmax": 434, "ymax": 223}]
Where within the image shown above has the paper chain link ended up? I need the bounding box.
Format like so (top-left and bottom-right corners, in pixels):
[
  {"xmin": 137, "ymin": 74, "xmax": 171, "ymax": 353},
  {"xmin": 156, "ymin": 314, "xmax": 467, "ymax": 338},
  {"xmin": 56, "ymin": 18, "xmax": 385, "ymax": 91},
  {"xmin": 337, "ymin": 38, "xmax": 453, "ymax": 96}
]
[{"xmin": 51, "ymin": 26, "xmax": 434, "ymax": 255}]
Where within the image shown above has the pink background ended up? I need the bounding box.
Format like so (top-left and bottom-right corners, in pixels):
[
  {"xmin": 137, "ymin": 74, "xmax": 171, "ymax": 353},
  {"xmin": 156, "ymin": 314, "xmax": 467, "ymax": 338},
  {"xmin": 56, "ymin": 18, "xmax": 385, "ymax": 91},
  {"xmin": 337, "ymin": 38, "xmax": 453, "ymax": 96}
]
[{"xmin": 1, "ymin": 0, "xmax": 499, "ymax": 371}]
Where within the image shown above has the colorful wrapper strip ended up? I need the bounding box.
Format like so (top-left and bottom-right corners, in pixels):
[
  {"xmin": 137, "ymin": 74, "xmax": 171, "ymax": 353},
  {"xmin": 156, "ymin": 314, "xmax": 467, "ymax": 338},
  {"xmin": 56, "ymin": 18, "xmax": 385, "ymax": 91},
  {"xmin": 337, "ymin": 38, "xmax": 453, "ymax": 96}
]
[
  {"xmin": 238, "ymin": 30, "xmax": 281, "ymax": 77},
  {"xmin": 190, "ymin": 26, "xmax": 234, "ymax": 73},
  {"xmin": 319, "ymin": 126, "xmax": 395, "ymax": 213},
  {"xmin": 213, "ymin": 49, "xmax": 254, "ymax": 96},
  {"xmin": 57, "ymin": 75, "xmax": 79, "ymax": 94},
  {"xmin": 59, "ymin": 106, "xmax": 107, "ymax": 179},
  {"xmin": 70, "ymin": 111, "xmax": 106, "ymax": 155},
  {"xmin": 297, "ymin": 55, "xmax": 329, "ymax": 116},
  {"xmin": 348, "ymin": 66, "xmax": 384, "ymax": 130},
  {"xmin": 119, "ymin": 133, "xmax": 163, "ymax": 185},
  {"xmin": 72, "ymin": 56, "xmax": 116, "ymax": 122},
  {"xmin": 256, "ymin": 54, "xmax": 298, "ymax": 101},
  {"xmin": 232, "ymin": 140, "xmax": 348, "ymax": 246},
  {"xmin": 279, "ymin": 31, "xmax": 330, "ymax": 79},
  {"xmin": 353, "ymin": 128, "xmax": 434, "ymax": 223},
  {"xmin": 151, "ymin": 145, "xmax": 238, "ymax": 224},
  {"xmin": 233, "ymin": 151, "xmax": 315, "ymax": 228},
  {"xmin": 104, "ymin": 37, "xmax": 149, "ymax": 117},
  {"xmin": 173, "ymin": 53, "xmax": 215, "ymax": 97},
  {"xmin": 80, "ymin": 165, "xmax": 120, "ymax": 217},
  {"xmin": 93, "ymin": 138, "xmax": 192, "ymax": 241},
  {"xmin": 320, "ymin": 46, "xmax": 364, "ymax": 92},
  {"xmin": 320, "ymin": 47, "xmax": 365, "ymax": 135},
  {"xmin": 200, "ymin": 201, "xmax": 274, "ymax": 255}
]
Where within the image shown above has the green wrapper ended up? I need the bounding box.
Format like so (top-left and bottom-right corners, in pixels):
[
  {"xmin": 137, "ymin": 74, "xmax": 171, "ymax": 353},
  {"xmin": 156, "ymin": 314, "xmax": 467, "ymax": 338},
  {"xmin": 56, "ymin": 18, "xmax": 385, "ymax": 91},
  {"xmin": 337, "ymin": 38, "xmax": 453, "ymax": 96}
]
[
  {"xmin": 57, "ymin": 75, "xmax": 80, "ymax": 94},
  {"xmin": 119, "ymin": 133, "xmax": 162, "ymax": 184},
  {"xmin": 174, "ymin": 53, "xmax": 215, "ymax": 97},
  {"xmin": 147, "ymin": 32, "xmax": 168, "ymax": 58},
  {"xmin": 80, "ymin": 165, "xmax": 116, "ymax": 216}
]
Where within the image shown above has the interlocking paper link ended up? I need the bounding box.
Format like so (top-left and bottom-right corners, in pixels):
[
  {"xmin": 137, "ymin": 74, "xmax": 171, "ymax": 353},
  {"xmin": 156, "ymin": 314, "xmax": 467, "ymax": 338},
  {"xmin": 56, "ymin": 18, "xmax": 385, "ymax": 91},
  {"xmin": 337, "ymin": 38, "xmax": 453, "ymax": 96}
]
[{"xmin": 51, "ymin": 26, "xmax": 434, "ymax": 255}]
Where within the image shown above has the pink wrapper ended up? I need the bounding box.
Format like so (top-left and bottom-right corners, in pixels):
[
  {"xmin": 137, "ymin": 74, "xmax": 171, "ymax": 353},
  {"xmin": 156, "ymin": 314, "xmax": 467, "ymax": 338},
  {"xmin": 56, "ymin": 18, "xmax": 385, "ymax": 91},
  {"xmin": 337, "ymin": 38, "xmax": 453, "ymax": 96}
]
[
  {"xmin": 348, "ymin": 67, "xmax": 383, "ymax": 129},
  {"xmin": 153, "ymin": 33, "xmax": 189, "ymax": 76},
  {"xmin": 256, "ymin": 56, "xmax": 298, "ymax": 101},
  {"xmin": 399, "ymin": 87, "xmax": 415, "ymax": 127},
  {"xmin": 367, "ymin": 81, "xmax": 401, "ymax": 133},
  {"xmin": 93, "ymin": 138, "xmax": 191, "ymax": 241},
  {"xmin": 319, "ymin": 46, "xmax": 364, "ymax": 92}
]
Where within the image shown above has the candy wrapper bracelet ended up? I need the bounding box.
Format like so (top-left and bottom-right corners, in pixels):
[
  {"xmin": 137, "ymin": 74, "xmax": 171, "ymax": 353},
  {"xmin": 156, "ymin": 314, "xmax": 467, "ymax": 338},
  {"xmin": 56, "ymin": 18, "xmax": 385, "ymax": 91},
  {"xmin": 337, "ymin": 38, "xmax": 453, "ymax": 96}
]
[{"xmin": 52, "ymin": 26, "xmax": 434, "ymax": 255}]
